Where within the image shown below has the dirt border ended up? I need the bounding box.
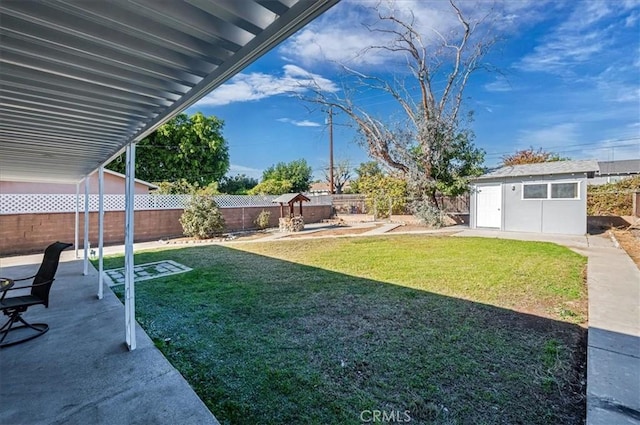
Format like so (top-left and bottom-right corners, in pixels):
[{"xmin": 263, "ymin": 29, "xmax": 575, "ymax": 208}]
[{"xmin": 611, "ymin": 229, "xmax": 640, "ymax": 269}]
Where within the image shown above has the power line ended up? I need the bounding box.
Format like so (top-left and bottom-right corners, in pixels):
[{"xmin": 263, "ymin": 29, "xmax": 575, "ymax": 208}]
[{"xmin": 482, "ymin": 138, "xmax": 640, "ymax": 158}]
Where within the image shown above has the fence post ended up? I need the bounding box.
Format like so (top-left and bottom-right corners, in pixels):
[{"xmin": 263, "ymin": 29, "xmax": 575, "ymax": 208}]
[
  {"xmin": 242, "ymin": 207, "xmax": 245, "ymax": 230},
  {"xmin": 389, "ymin": 196, "xmax": 393, "ymax": 220}
]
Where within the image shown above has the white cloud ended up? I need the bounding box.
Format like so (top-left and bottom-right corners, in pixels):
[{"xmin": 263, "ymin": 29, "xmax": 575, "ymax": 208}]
[
  {"xmin": 517, "ymin": 123, "xmax": 580, "ymax": 148},
  {"xmin": 227, "ymin": 164, "xmax": 263, "ymax": 179},
  {"xmin": 575, "ymin": 139, "xmax": 640, "ymax": 161},
  {"xmin": 514, "ymin": 125, "xmax": 640, "ymax": 161},
  {"xmin": 516, "ymin": 1, "xmax": 639, "ymax": 75},
  {"xmin": 195, "ymin": 64, "xmax": 338, "ymax": 107},
  {"xmin": 625, "ymin": 9, "xmax": 640, "ymax": 26},
  {"xmin": 280, "ymin": 0, "xmax": 548, "ymax": 70},
  {"xmin": 594, "ymin": 65, "xmax": 640, "ymax": 104},
  {"xmin": 484, "ymin": 78, "xmax": 512, "ymax": 92},
  {"xmin": 277, "ymin": 118, "xmax": 322, "ymax": 127}
]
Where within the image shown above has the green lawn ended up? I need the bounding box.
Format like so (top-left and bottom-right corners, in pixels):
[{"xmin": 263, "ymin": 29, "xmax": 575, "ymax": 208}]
[{"xmin": 102, "ymin": 235, "xmax": 587, "ymax": 424}]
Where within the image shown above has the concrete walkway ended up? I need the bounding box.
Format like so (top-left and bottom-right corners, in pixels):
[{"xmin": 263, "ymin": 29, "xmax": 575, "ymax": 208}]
[
  {"xmin": 455, "ymin": 229, "xmax": 640, "ymax": 425},
  {"xmin": 585, "ymin": 244, "xmax": 640, "ymax": 425},
  {"xmin": 0, "ymin": 256, "xmax": 219, "ymax": 425}
]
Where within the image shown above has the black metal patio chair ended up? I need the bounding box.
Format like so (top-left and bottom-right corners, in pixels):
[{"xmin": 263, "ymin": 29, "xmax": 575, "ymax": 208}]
[{"xmin": 0, "ymin": 241, "xmax": 72, "ymax": 348}]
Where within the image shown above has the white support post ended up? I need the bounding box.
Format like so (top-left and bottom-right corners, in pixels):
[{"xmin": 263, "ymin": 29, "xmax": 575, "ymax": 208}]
[
  {"xmin": 98, "ymin": 167, "xmax": 105, "ymax": 300},
  {"xmin": 83, "ymin": 177, "xmax": 90, "ymax": 276},
  {"xmin": 124, "ymin": 144, "xmax": 137, "ymax": 351},
  {"xmin": 75, "ymin": 183, "xmax": 80, "ymax": 258}
]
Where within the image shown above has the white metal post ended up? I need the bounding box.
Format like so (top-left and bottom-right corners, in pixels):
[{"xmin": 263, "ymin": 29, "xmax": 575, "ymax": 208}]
[
  {"xmin": 83, "ymin": 177, "xmax": 90, "ymax": 276},
  {"xmin": 98, "ymin": 167, "xmax": 105, "ymax": 300},
  {"xmin": 75, "ymin": 183, "xmax": 79, "ymax": 258},
  {"xmin": 124, "ymin": 144, "xmax": 137, "ymax": 350}
]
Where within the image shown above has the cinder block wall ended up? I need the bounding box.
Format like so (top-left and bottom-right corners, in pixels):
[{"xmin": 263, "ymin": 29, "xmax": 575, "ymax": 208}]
[
  {"xmin": 223, "ymin": 205, "xmax": 332, "ymax": 231},
  {"xmin": 0, "ymin": 205, "xmax": 332, "ymax": 256}
]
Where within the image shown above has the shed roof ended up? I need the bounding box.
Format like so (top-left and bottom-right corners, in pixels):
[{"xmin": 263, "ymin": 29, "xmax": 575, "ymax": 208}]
[
  {"xmin": 272, "ymin": 193, "xmax": 311, "ymax": 204},
  {"xmin": 475, "ymin": 160, "xmax": 600, "ymax": 180},
  {"xmin": 0, "ymin": 0, "xmax": 338, "ymax": 183},
  {"xmin": 597, "ymin": 160, "xmax": 640, "ymax": 176}
]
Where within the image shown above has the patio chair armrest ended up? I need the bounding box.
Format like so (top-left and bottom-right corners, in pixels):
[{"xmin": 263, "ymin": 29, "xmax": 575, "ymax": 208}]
[
  {"xmin": 13, "ymin": 275, "xmax": 36, "ymax": 282},
  {"xmin": 6, "ymin": 279, "xmax": 53, "ymax": 290},
  {"xmin": 1, "ymin": 279, "xmax": 53, "ymax": 295}
]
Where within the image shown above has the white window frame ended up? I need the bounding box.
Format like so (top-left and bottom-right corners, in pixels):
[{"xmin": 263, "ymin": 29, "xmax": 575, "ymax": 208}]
[{"xmin": 521, "ymin": 181, "xmax": 580, "ymax": 200}]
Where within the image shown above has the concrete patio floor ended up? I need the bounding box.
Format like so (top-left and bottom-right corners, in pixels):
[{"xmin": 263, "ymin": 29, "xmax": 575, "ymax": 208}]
[{"xmin": 0, "ymin": 253, "xmax": 218, "ymax": 425}]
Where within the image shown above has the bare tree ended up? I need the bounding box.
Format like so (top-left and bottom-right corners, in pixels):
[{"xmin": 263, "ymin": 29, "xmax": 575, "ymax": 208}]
[
  {"xmin": 306, "ymin": 0, "xmax": 491, "ymax": 208},
  {"xmin": 323, "ymin": 159, "xmax": 352, "ymax": 194}
]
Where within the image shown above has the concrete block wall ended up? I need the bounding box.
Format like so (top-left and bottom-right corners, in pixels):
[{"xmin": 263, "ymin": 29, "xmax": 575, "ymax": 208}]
[
  {"xmin": 222, "ymin": 205, "xmax": 332, "ymax": 231},
  {"xmin": 0, "ymin": 205, "xmax": 332, "ymax": 256}
]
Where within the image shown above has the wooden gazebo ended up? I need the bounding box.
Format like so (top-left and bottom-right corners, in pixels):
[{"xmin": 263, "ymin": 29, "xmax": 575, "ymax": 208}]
[{"xmin": 272, "ymin": 193, "xmax": 311, "ymax": 218}]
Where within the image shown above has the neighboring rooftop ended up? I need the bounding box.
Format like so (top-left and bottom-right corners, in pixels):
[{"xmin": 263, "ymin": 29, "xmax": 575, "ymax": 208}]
[
  {"xmin": 597, "ymin": 160, "xmax": 640, "ymax": 176},
  {"xmin": 476, "ymin": 160, "xmax": 600, "ymax": 180}
]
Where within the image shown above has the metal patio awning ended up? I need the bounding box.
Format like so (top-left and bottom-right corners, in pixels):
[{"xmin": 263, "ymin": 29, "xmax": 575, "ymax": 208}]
[{"xmin": 0, "ymin": 0, "xmax": 338, "ymax": 183}]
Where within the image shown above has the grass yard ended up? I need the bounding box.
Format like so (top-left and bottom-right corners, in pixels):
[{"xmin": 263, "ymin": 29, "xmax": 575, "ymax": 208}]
[{"xmin": 102, "ymin": 235, "xmax": 587, "ymax": 424}]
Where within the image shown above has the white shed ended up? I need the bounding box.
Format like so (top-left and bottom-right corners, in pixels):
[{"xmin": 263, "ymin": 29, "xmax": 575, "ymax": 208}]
[{"xmin": 470, "ymin": 160, "xmax": 599, "ymax": 235}]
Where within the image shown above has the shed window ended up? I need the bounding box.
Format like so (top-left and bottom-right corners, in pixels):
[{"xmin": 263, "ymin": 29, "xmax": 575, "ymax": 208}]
[
  {"xmin": 551, "ymin": 182, "xmax": 578, "ymax": 199},
  {"xmin": 523, "ymin": 184, "xmax": 548, "ymax": 199},
  {"xmin": 522, "ymin": 181, "xmax": 580, "ymax": 200}
]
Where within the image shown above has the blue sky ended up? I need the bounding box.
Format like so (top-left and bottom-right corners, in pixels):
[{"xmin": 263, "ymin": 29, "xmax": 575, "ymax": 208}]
[{"xmin": 186, "ymin": 0, "xmax": 640, "ymax": 180}]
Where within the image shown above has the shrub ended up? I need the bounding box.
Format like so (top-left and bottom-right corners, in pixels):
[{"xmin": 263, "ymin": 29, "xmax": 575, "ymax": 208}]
[
  {"xmin": 180, "ymin": 196, "xmax": 225, "ymax": 239},
  {"xmin": 255, "ymin": 210, "xmax": 271, "ymax": 230},
  {"xmin": 358, "ymin": 175, "xmax": 408, "ymax": 218},
  {"xmin": 587, "ymin": 176, "xmax": 640, "ymax": 216},
  {"xmin": 411, "ymin": 200, "xmax": 447, "ymax": 228}
]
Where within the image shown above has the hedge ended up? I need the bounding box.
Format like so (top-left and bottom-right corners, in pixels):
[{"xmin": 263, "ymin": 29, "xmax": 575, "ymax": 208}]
[{"xmin": 587, "ymin": 176, "xmax": 640, "ymax": 216}]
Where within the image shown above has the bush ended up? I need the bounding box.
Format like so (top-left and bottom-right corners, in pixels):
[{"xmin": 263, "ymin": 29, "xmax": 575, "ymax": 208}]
[
  {"xmin": 411, "ymin": 200, "xmax": 447, "ymax": 228},
  {"xmin": 255, "ymin": 210, "xmax": 271, "ymax": 230},
  {"xmin": 587, "ymin": 176, "xmax": 640, "ymax": 216},
  {"xmin": 358, "ymin": 175, "xmax": 408, "ymax": 218},
  {"xmin": 180, "ymin": 196, "xmax": 225, "ymax": 239}
]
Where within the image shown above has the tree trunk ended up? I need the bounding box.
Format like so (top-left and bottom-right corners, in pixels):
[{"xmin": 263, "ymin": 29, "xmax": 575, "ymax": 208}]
[{"xmin": 430, "ymin": 190, "xmax": 440, "ymax": 210}]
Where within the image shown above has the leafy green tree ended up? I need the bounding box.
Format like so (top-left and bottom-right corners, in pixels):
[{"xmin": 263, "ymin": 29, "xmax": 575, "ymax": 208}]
[
  {"xmin": 248, "ymin": 179, "xmax": 293, "ymax": 195},
  {"xmin": 350, "ymin": 161, "xmax": 384, "ymax": 193},
  {"xmin": 421, "ymin": 128, "xmax": 485, "ymax": 200},
  {"xmin": 219, "ymin": 174, "xmax": 259, "ymax": 194},
  {"xmin": 155, "ymin": 179, "xmax": 196, "ymax": 195},
  {"xmin": 262, "ymin": 159, "xmax": 312, "ymax": 193},
  {"xmin": 155, "ymin": 179, "xmax": 219, "ymax": 195},
  {"xmin": 357, "ymin": 172, "xmax": 408, "ymax": 218},
  {"xmin": 108, "ymin": 112, "xmax": 229, "ymax": 185},
  {"xmin": 501, "ymin": 147, "xmax": 569, "ymax": 166}
]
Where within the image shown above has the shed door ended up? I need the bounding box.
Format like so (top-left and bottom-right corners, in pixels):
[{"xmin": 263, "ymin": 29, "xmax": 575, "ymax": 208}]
[{"xmin": 476, "ymin": 184, "xmax": 502, "ymax": 228}]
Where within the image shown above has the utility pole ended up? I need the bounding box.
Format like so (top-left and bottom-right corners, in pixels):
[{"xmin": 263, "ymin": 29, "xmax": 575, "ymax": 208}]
[{"xmin": 328, "ymin": 107, "xmax": 334, "ymax": 194}]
